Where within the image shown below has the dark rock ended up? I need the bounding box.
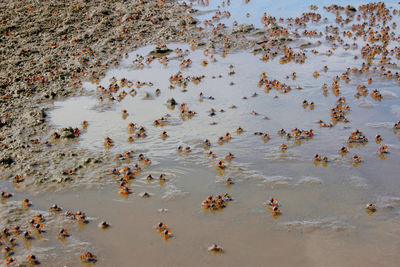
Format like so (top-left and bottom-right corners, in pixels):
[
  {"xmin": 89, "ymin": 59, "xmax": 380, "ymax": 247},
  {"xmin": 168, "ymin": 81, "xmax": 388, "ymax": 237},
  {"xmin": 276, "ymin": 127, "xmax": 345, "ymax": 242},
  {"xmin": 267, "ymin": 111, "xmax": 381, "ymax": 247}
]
[
  {"xmin": 166, "ymin": 98, "xmax": 177, "ymax": 106},
  {"xmin": 346, "ymin": 5, "xmax": 357, "ymax": 12}
]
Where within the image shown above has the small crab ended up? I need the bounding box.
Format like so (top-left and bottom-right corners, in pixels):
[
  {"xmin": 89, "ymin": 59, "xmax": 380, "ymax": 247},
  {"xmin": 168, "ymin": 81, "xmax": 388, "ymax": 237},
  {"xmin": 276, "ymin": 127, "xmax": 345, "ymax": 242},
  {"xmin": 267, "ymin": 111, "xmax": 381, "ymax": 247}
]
[
  {"xmin": 155, "ymin": 222, "xmax": 167, "ymax": 232},
  {"xmin": 208, "ymin": 243, "xmax": 223, "ymax": 252},
  {"xmin": 141, "ymin": 192, "xmax": 150, "ymax": 198},
  {"xmin": 120, "ymin": 186, "xmax": 132, "ymax": 195},
  {"xmin": 49, "ymin": 204, "xmax": 62, "ymax": 212},
  {"xmin": 98, "ymin": 221, "xmax": 111, "ymax": 229},
  {"xmin": 1, "ymin": 191, "xmax": 13, "ymax": 199},
  {"xmin": 271, "ymin": 205, "xmax": 281, "ymax": 215},
  {"xmin": 5, "ymin": 257, "xmax": 16, "ymax": 266},
  {"xmin": 23, "ymin": 231, "xmax": 32, "ymax": 240},
  {"xmin": 57, "ymin": 228, "xmax": 69, "ymax": 238},
  {"xmin": 80, "ymin": 251, "xmax": 97, "ymax": 263},
  {"xmin": 265, "ymin": 197, "xmax": 279, "ymax": 207},
  {"xmin": 226, "ymin": 177, "xmax": 234, "ymax": 185},
  {"xmin": 162, "ymin": 229, "xmax": 172, "ymax": 239},
  {"xmin": 217, "ymin": 160, "xmax": 226, "ymax": 169},
  {"xmin": 2, "ymin": 245, "xmax": 13, "ymax": 255},
  {"xmin": 365, "ymin": 203, "xmax": 376, "ymax": 212},
  {"xmin": 26, "ymin": 254, "xmax": 39, "ymax": 265},
  {"xmin": 21, "ymin": 199, "xmax": 32, "ymax": 207}
]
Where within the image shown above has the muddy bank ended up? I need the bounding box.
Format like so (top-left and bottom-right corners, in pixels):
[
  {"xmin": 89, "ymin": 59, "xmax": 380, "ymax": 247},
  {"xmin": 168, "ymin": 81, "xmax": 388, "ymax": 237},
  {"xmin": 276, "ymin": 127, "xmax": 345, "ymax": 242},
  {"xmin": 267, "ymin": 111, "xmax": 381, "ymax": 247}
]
[{"xmin": 0, "ymin": 0, "xmax": 259, "ymax": 190}]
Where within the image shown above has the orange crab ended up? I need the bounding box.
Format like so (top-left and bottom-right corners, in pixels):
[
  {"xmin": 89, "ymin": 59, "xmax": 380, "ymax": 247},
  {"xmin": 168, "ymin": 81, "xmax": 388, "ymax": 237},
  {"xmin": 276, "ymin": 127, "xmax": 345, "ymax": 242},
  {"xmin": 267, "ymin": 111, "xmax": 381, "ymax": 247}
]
[
  {"xmin": 104, "ymin": 137, "xmax": 114, "ymax": 147},
  {"xmin": 26, "ymin": 254, "xmax": 39, "ymax": 265},
  {"xmin": 155, "ymin": 222, "xmax": 168, "ymax": 232},
  {"xmin": 313, "ymin": 154, "xmax": 322, "ymax": 162},
  {"xmin": 5, "ymin": 257, "xmax": 16, "ymax": 266},
  {"xmin": 1, "ymin": 191, "xmax": 13, "ymax": 199},
  {"xmin": 11, "ymin": 175, "xmax": 23, "ymax": 183},
  {"xmin": 208, "ymin": 243, "xmax": 223, "ymax": 252},
  {"xmin": 378, "ymin": 145, "xmax": 389, "ymax": 154},
  {"xmin": 365, "ymin": 203, "xmax": 376, "ymax": 212},
  {"xmin": 57, "ymin": 228, "xmax": 69, "ymax": 238},
  {"xmin": 2, "ymin": 245, "xmax": 12, "ymax": 255},
  {"xmin": 265, "ymin": 197, "xmax": 279, "ymax": 207},
  {"xmin": 98, "ymin": 221, "xmax": 111, "ymax": 229},
  {"xmin": 271, "ymin": 205, "xmax": 281, "ymax": 215},
  {"xmin": 80, "ymin": 252, "xmax": 97, "ymax": 263},
  {"xmin": 352, "ymin": 154, "xmax": 362, "ymax": 163},
  {"xmin": 225, "ymin": 153, "xmax": 235, "ymax": 160},
  {"xmin": 21, "ymin": 199, "xmax": 32, "ymax": 207},
  {"xmin": 217, "ymin": 160, "xmax": 226, "ymax": 169},
  {"xmin": 339, "ymin": 146, "xmax": 348, "ymax": 154},
  {"xmin": 120, "ymin": 186, "xmax": 132, "ymax": 194},
  {"xmin": 159, "ymin": 173, "xmax": 166, "ymax": 181}
]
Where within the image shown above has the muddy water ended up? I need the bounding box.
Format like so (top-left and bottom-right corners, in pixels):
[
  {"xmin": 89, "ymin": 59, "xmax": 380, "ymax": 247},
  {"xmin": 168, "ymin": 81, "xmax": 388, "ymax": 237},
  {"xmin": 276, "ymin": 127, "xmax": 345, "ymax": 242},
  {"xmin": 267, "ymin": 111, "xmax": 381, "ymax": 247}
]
[
  {"xmin": 3, "ymin": 1, "xmax": 400, "ymax": 266},
  {"xmin": 45, "ymin": 40, "xmax": 400, "ymax": 266}
]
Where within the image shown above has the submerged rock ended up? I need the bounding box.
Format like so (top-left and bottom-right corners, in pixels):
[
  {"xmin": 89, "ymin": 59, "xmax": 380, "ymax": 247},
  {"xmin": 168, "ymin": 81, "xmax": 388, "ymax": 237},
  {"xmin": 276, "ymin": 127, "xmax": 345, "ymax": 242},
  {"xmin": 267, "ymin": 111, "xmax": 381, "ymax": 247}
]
[
  {"xmin": 346, "ymin": 5, "xmax": 357, "ymax": 12},
  {"xmin": 166, "ymin": 98, "xmax": 177, "ymax": 106},
  {"xmin": 150, "ymin": 46, "xmax": 172, "ymax": 55},
  {"xmin": 299, "ymin": 42, "xmax": 312, "ymax": 48}
]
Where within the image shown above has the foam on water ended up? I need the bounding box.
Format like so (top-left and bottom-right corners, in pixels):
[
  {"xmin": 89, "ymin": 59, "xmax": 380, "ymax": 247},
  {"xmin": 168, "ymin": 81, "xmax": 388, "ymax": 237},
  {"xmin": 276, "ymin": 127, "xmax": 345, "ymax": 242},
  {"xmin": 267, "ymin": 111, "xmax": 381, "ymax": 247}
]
[
  {"xmin": 356, "ymin": 99, "xmax": 376, "ymax": 108},
  {"xmin": 162, "ymin": 184, "xmax": 190, "ymax": 200},
  {"xmin": 297, "ymin": 176, "xmax": 324, "ymax": 185},
  {"xmin": 381, "ymin": 91, "xmax": 398, "ymax": 99},
  {"xmin": 348, "ymin": 176, "xmax": 368, "ymax": 189},
  {"xmin": 365, "ymin": 122, "xmax": 395, "ymax": 129},
  {"xmin": 262, "ymin": 175, "xmax": 293, "ymax": 187},
  {"xmin": 281, "ymin": 217, "xmax": 348, "ymax": 232},
  {"xmin": 377, "ymin": 196, "xmax": 400, "ymax": 210}
]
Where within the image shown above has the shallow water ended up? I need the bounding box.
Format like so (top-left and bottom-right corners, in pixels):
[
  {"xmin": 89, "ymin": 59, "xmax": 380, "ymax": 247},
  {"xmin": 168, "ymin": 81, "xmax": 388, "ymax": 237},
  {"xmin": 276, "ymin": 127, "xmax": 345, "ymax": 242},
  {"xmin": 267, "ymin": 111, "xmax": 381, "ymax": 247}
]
[
  {"xmin": 2, "ymin": 1, "xmax": 400, "ymax": 266},
  {"xmin": 192, "ymin": 0, "xmax": 399, "ymax": 28}
]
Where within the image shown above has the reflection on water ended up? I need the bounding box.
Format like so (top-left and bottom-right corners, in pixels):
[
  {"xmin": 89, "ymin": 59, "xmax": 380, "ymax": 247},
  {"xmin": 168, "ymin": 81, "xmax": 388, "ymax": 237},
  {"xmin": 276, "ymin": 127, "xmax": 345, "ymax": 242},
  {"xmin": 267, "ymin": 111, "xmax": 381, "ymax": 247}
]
[{"xmin": 3, "ymin": 0, "xmax": 400, "ymax": 266}]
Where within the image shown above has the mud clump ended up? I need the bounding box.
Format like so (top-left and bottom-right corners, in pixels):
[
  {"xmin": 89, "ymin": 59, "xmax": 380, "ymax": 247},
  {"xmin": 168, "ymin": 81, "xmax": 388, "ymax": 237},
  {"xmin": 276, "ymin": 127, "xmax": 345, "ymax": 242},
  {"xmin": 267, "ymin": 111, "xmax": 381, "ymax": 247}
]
[
  {"xmin": 150, "ymin": 46, "xmax": 172, "ymax": 55},
  {"xmin": 232, "ymin": 24, "xmax": 255, "ymax": 34},
  {"xmin": 0, "ymin": 156, "xmax": 14, "ymax": 166},
  {"xmin": 177, "ymin": 16, "xmax": 198, "ymax": 26},
  {"xmin": 60, "ymin": 127, "xmax": 77, "ymax": 139}
]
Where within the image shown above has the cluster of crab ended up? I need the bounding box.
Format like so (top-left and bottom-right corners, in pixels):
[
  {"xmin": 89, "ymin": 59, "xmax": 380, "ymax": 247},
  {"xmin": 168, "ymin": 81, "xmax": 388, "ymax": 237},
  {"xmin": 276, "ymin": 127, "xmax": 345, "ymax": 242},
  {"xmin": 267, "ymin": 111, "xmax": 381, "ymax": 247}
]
[
  {"xmin": 348, "ymin": 129, "xmax": 368, "ymax": 144},
  {"xmin": 201, "ymin": 193, "xmax": 232, "ymax": 211},
  {"xmin": 0, "ymin": 198, "xmax": 108, "ymax": 266},
  {"xmin": 154, "ymin": 222, "xmax": 173, "ymax": 239}
]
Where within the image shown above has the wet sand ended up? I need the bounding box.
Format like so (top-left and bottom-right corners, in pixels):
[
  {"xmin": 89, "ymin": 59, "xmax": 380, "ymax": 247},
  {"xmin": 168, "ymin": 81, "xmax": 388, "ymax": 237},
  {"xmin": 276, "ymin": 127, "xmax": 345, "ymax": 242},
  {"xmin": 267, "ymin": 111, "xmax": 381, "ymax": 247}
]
[
  {"xmin": 1, "ymin": 0, "xmax": 400, "ymax": 266},
  {"xmin": 0, "ymin": 0, "xmax": 254, "ymax": 189}
]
